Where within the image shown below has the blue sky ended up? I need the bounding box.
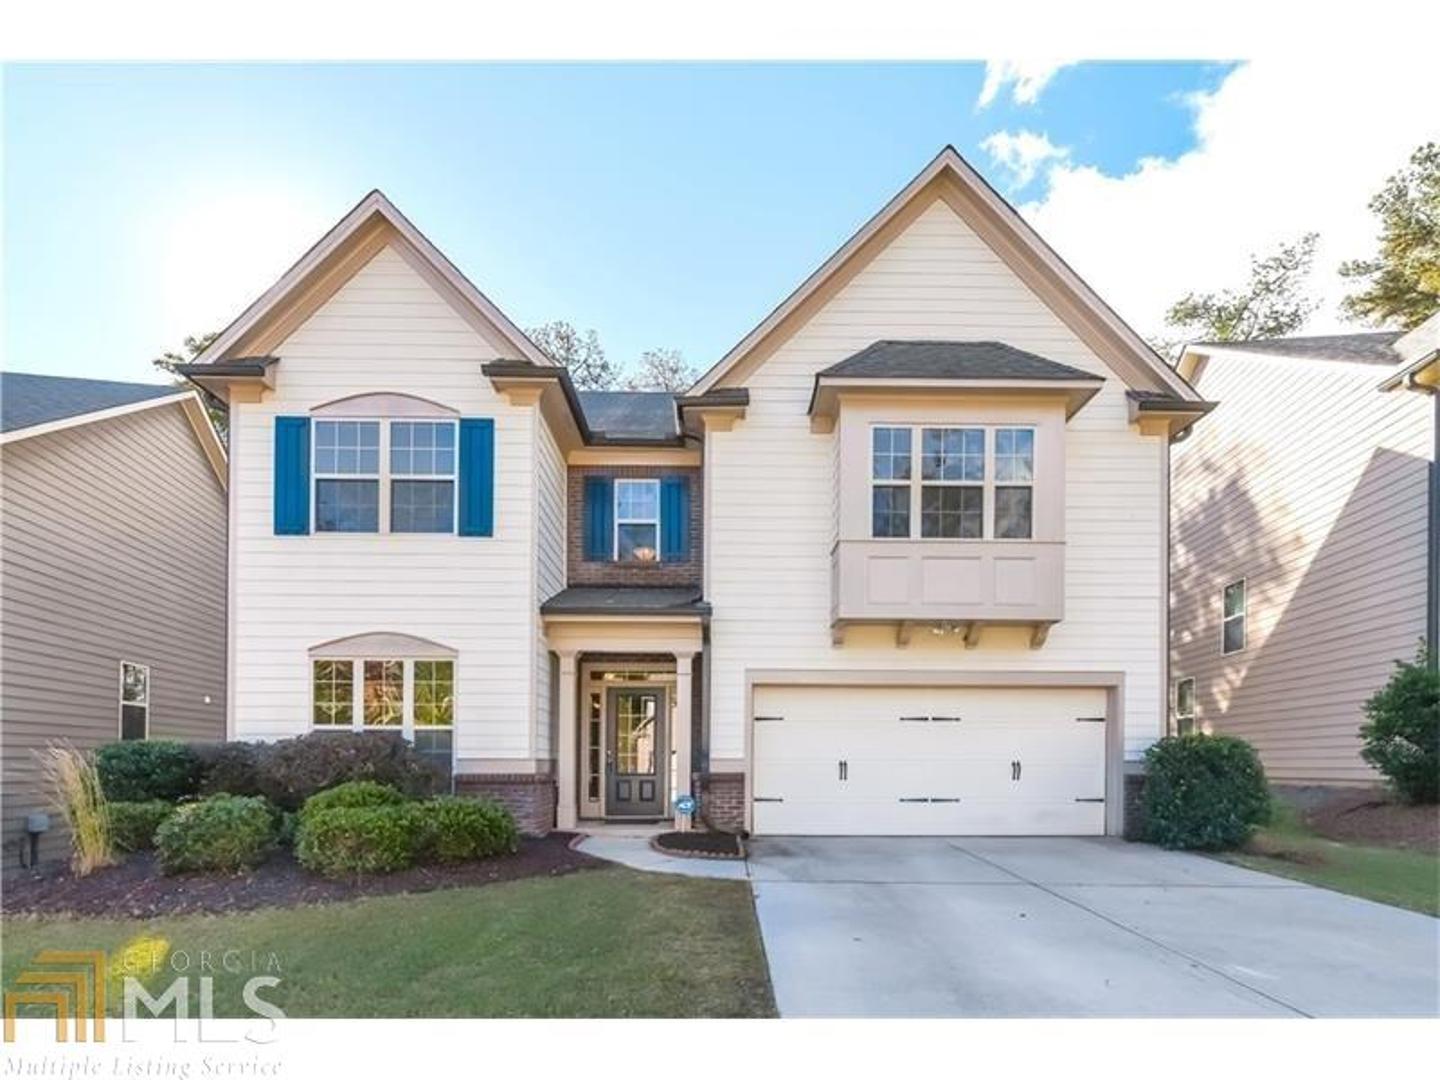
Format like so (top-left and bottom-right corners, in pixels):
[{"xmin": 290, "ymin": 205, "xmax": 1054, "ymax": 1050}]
[{"xmin": 5, "ymin": 62, "xmax": 1242, "ymax": 383}]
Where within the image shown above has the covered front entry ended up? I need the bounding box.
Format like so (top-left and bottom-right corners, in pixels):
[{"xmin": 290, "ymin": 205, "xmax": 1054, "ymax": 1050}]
[
  {"xmin": 542, "ymin": 605, "xmax": 705, "ymax": 832},
  {"xmin": 751, "ymin": 683, "xmax": 1111, "ymax": 836}
]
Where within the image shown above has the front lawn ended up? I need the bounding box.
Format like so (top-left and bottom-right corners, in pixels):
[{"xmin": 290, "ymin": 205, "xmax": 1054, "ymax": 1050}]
[
  {"xmin": 2, "ymin": 867, "xmax": 776, "ymax": 1018},
  {"xmin": 1218, "ymin": 801, "xmax": 1440, "ymax": 917}
]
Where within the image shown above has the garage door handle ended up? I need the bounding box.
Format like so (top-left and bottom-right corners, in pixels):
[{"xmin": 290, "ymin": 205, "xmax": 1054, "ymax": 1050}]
[
  {"xmin": 1074, "ymin": 797, "xmax": 1104, "ymax": 803},
  {"xmin": 838, "ymin": 760, "xmax": 848, "ymax": 781},
  {"xmin": 754, "ymin": 796, "xmax": 784, "ymax": 803},
  {"xmin": 1011, "ymin": 760, "xmax": 1022, "ymax": 781}
]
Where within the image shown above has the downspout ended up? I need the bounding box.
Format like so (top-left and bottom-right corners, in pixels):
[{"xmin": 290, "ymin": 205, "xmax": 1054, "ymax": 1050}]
[{"xmin": 1407, "ymin": 371, "xmax": 1440, "ymax": 671}]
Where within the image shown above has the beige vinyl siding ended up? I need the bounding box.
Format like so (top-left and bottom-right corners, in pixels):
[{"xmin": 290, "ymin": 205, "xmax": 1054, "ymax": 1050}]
[
  {"xmin": 707, "ymin": 196, "xmax": 1167, "ymax": 764},
  {"xmin": 1171, "ymin": 348, "xmax": 1433, "ymax": 785},
  {"xmin": 1, "ymin": 405, "xmax": 226, "ymax": 854},
  {"xmin": 533, "ymin": 418, "xmax": 566, "ymax": 760},
  {"xmin": 229, "ymin": 243, "xmax": 541, "ymax": 768}
]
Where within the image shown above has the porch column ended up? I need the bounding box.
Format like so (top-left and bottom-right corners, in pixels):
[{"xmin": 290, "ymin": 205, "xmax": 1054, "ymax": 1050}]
[
  {"xmin": 555, "ymin": 649, "xmax": 579, "ymax": 831},
  {"xmin": 672, "ymin": 650, "xmax": 696, "ymax": 832}
]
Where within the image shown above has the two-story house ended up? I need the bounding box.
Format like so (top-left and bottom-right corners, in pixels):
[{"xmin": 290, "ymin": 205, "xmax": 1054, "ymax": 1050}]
[
  {"xmin": 180, "ymin": 147, "xmax": 1211, "ymax": 838},
  {"xmin": 1171, "ymin": 314, "xmax": 1439, "ymax": 790}
]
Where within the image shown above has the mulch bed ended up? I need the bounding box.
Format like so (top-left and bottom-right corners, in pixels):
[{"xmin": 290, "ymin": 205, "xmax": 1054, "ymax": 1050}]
[
  {"xmin": 2, "ymin": 834, "xmax": 602, "ymax": 919},
  {"xmin": 651, "ymin": 831, "xmax": 745, "ymax": 859},
  {"xmin": 1301, "ymin": 792, "xmax": 1439, "ymax": 853}
]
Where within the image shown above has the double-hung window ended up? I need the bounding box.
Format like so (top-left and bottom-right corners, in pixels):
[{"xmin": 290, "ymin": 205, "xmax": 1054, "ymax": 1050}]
[
  {"xmin": 1222, "ymin": 579, "xmax": 1247, "ymax": 654},
  {"xmin": 390, "ymin": 421, "xmax": 456, "ymax": 532},
  {"xmin": 872, "ymin": 424, "xmax": 1035, "ymax": 540},
  {"xmin": 1174, "ymin": 677, "xmax": 1196, "ymax": 735},
  {"xmin": 615, "ymin": 479, "xmax": 661, "ymax": 562},
  {"xmin": 314, "ymin": 420, "xmax": 380, "ymax": 532},
  {"xmin": 311, "ymin": 657, "xmax": 455, "ymax": 772},
  {"xmin": 119, "ymin": 661, "xmax": 149, "ymax": 741}
]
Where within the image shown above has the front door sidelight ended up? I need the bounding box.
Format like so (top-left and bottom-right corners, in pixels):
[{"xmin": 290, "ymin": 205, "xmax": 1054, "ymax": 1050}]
[{"xmin": 606, "ymin": 687, "xmax": 666, "ymax": 817}]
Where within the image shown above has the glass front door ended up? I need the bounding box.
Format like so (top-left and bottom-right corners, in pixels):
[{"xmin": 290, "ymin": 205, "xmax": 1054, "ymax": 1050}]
[{"xmin": 606, "ymin": 687, "xmax": 666, "ymax": 817}]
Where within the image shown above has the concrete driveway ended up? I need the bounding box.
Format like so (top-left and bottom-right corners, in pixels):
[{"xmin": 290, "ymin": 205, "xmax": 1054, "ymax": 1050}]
[{"xmin": 747, "ymin": 836, "xmax": 1440, "ymax": 1017}]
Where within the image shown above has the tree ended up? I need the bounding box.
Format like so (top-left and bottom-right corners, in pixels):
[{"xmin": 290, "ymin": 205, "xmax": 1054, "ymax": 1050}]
[
  {"xmin": 152, "ymin": 331, "xmax": 227, "ymax": 440},
  {"xmin": 624, "ymin": 347, "xmax": 699, "ymax": 393},
  {"xmin": 1340, "ymin": 142, "xmax": 1440, "ymax": 330},
  {"xmin": 527, "ymin": 320, "xmax": 620, "ymax": 390},
  {"xmin": 1165, "ymin": 233, "xmax": 1320, "ymax": 343}
]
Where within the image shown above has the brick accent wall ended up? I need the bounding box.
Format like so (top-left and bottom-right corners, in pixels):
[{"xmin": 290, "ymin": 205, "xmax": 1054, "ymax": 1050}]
[
  {"xmin": 697, "ymin": 772, "xmax": 746, "ymax": 834},
  {"xmin": 455, "ymin": 774, "xmax": 556, "ymax": 837},
  {"xmin": 1122, "ymin": 769, "xmax": 1147, "ymax": 841},
  {"xmin": 566, "ymin": 465, "xmax": 702, "ymax": 587}
]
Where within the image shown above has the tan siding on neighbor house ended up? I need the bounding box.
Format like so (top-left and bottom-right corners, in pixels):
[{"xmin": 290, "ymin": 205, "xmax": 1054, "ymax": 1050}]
[
  {"xmin": 706, "ymin": 196, "xmax": 1168, "ymax": 766},
  {"xmin": 1, "ymin": 405, "xmax": 227, "ymax": 853},
  {"xmin": 1171, "ymin": 348, "xmax": 1433, "ymax": 785}
]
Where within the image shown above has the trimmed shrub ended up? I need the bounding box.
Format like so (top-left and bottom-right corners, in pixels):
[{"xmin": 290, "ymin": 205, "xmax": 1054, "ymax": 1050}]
[
  {"xmin": 274, "ymin": 810, "xmax": 299, "ymax": 848},
  {"xmin": 1142, "ymin": 734, "xmax": 1271, "ymax": 850},
  {"xmin": 414, "ymin": 797, "xmax": 519, "ymax": 863},
  {"xmin": 95, "ymin": 741, "xmax": 203, "ymax": 802},
  {"xmin": 295, "ymin": 805, "xmax": 422, "ymax": 877},
  {"xmin": 154, "ymin": 795, "xmax": 275, "ymax": 874},
  {"xmin": 1360, "ymin": 646, "xmax": 1440, "ymax": 804},
  {"xmin": 299, "ymin": 780, "xmax": 408, "ymax": 825},
  {"xmin": 109, "ymin": 800, "xmax": 177, "ymax": 852},
  {"xmin": 252, "ymin": 732, "xmax": 442, "ymax": 810},
  {"xmin": 194, "ymin": 741, "xmax": 264, "ymax": 798}
]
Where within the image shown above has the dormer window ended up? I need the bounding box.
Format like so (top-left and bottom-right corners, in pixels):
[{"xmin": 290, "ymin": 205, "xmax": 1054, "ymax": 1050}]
[{"xmin": 871, "ymin": 424, "xmax": 1035, "ymax": 540}]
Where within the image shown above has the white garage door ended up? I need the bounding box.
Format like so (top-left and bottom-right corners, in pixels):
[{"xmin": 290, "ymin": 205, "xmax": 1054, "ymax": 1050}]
[{"xmin": 751, "ymin": 685, "xmax": 1108, "ymax": 836}]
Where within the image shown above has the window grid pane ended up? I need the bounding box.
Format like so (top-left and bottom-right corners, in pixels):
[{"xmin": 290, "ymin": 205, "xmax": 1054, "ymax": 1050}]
[
  {"xmin": 994, "ymin": 486, "xmax": 1034, "ymax": 539},
  {"xmin": 921, "ymin": 427, "xmax": 984, "ymax": 482},
  {"xmin": 312, "ymin": 660, "xmax": 354, "ymax": 727},
  {"xmin": 390, "ymin": 421, "xmax": 456, "ymax": 477},
  {"xmin": 314, "ymin": 421, "xmax": 380, "ymax": 476},
  {"xmin": 618, "ymin": 522, "xmax": 659, "ymax": 561},
  {"xmin": 315, "ymin": 479, "xmax": 379, "ymax": 532},
  {"xmin": 121, "ymin": 663, "xmax": 148, "ymax": 705},
  {"xmin": 872, "ymin": 485, "xmax": 911, "ymax": 538},
  {"xmin": 995, "ymin": 428, "xmax": 1035, "ymax": 482},
  {"xmin": 363, "ymin": 660, "xmax": 404, "ymax": 726},
  {"xmin": 391, "ymin": 479, "xmax": 454, "ymax": 533},
  {"xmin": 921, "ymin": 486, "xmax": 983, "ymax": 539},
  {"xmin": 871, "ymin": 427, "xmax": 913, "ymax": 481},
  {"xmin": 615, "ymin": 480, "xmax": 659, "ymax": 521},
  {"xmin": 414, "ymin": 660, "xmax": 454, "ymax": 728}
]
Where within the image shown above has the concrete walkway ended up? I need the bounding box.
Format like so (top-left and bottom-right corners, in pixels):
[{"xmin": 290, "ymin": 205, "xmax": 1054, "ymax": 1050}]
[
  {"xmin": 573, "ymin": 834, "xmax": 749, "ymax": 880},
  {"xmin": 748, "ymin": 836, "xmax": 1440, "ymax": 1018}
]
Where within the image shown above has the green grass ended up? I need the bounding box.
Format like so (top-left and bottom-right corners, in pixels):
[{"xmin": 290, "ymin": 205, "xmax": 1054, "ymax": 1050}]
[
  {"xmin": 1, "ymin": 867, "xmax": 776, "ymax": 1018},
  {"xmin": 1217, "ymin": 802, "xmax": 1440, "ymax": 917}
]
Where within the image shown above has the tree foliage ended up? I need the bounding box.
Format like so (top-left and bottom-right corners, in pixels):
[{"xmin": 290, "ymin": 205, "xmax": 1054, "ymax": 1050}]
[
  {"xmin": 1165, "ymin": 233, "xmax": 1319, "ymax": 342},
  {"xmin": 152, "ymin": 331, "xmax": 227, "ymax": 439},
  {"xmin": 1340, "ymin": 142, "xmax": 1440, "ymax": 330},
  {"xmin": 528, "ymin": 320, "xmax": 621, "ymax": 390},
  {"xmin": 624, "ymin": 347, "xmax": 699, "ymax": 392}
]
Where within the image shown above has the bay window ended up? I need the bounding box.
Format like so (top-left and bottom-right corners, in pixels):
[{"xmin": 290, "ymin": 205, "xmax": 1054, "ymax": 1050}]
[{"xmin": 871, "ymin": 424, "xmax": 1035, "ymax": 540}]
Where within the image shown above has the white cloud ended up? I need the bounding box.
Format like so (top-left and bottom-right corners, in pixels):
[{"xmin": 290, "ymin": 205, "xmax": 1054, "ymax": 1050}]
[
  {"xmin": 1007, "ymin": 59, "xmax": 1437, "ymax": 340},
  {"xmin": 977, "ymin": 60, "xmax": 1071, "ymax": 108},
  {"xmin": 981, "ymin": 129, "xmax": 1070, "ymax": 189}
]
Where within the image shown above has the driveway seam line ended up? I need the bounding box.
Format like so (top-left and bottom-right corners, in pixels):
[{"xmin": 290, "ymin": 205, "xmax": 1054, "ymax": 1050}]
[{"xmin": 950, "ymin": 842, "xmax": 1314, "ymax": 1019}]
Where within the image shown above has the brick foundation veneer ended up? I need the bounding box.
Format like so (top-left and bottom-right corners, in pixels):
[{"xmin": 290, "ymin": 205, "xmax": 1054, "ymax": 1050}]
[
  {"xmin": 455, "ymin": 774, "xmax": 556, "ymax": 837},
  {"xmin": 697, "ymin": 772, "xmax": 746, "ymax": 834},
  {"xmin": 1122, "ymin": 769, "xmax": 1147, "ymax": 841}
]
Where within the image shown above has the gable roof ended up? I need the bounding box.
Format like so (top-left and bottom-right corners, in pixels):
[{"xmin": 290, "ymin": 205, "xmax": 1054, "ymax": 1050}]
[
  {"xmin": 1, "ymin": 372, "xmax": 186, "ymax": 434},
  {"xmin": 577, "ymin": 391, "xmax": 678, "ymax": 441},
  {"xmin": 193, "ymin": 190, "xmax": 550, "ymax": 368},
  {"xmin": 0, "ymin": 371, "xmax": 228, "ymax": 487},
  {"xmin": 689, "ymin": 146, "xmax": 1202, "ymax": 403},
  {"xmin": 1189, "ymin": 332, "xmax": 1403, "ymax": 366},
  {"xmin": 817, "ymin": 340, "xmax": 1101, "ymax": 382}
]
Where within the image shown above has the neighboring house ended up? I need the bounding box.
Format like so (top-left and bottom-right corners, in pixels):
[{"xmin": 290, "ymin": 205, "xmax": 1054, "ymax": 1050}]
[
  {"xmin": 1171, "ymin": 313, "xmax": 1439, "ymax": 788},
  {"xmin": 180, "ymin": 146, "xmax": 1210, "ymax": 839},
  {"xmin": 0, "ymin": 373, "xmax": 228, "ymax": 860}
]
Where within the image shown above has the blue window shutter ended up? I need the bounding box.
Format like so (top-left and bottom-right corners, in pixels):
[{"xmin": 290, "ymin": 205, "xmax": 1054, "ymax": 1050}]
[
  {"xmin": 661, "ymin": 475, "xmax": 691, "ymax": 561},
  {"xmin": 273, "ymin": 416, "xmax": 311, "ymax": 535},
  {"xmin": 583, "ymin": 476, "xmax": 613, "ymax": 561},
  {"xmin": 458, "ymin": 418, "xmax": 495, "ymax": 537}
]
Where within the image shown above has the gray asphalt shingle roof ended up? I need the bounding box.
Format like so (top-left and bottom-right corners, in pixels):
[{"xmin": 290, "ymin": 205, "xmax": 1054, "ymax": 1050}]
[
  {"xmin": 577, "ymin": 391, "xmax": 678, "ymax": 440},
  {"xmin": 540, "ymin": 586, "xmax": 709, "ymax": 617},
  {"xmin": 818, "ymin": 340, "xmax": 1102, "ymax": 382},
  {"xmin": 1196, "ymin": 332, "xmax": 1404, "ymax": 366},
  {"xmin": 1, "ymin": 372, "xmax": 183, "ymax": 435}
]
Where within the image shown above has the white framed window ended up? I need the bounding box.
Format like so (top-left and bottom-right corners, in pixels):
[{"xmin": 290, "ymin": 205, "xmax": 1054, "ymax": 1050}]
[
  {"xmin": 614, "ymin": 478, "xmax": 661, "ymax": 562},
  {"xmin": 311, "ymin": 657, "xmax": 455, "ymax": 772},
  {"xmin": 1222, "ymin": 578, "xmax": 1247, "ymax": 655},
  {"xmin": 313, "ymin": 419, "xmax": 458, "ymax": 534},
  {"xmin": 119, "ymin": 661, "xmax": 149, "ymax": 741},
  {"xmin": 389, "ymin": 421, "xmax": 457, "ymax": 533},
  {"xmin": 314, "ymin": 420, "xmax": 381, "ymax": 532},
  {"xmin": 871, "ymin": 424, "xmax": 1035, "ymax": 540},
  {"xmin": 1174, "ymin": 677, "xmax": 1196, "ymax": 735}
]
